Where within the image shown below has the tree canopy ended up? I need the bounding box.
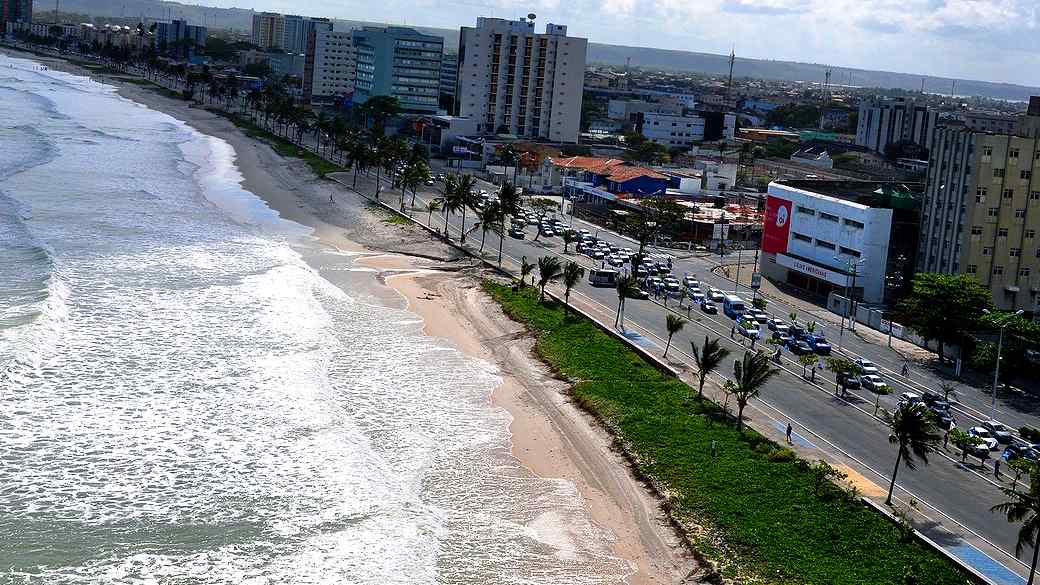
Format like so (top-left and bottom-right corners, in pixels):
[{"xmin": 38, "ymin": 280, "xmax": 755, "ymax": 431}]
[{"xmin": 895, "ymin": 273, "xmax": 992, "ymax": 361}]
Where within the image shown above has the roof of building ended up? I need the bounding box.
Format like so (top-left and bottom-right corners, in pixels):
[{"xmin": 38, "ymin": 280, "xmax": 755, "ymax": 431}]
[
  {"xmin": 605, "ymin": 166, "xmax": 668, "ymax": 183},
  {"xmin": 551, "ymin": 156, "xmax": 626, "ymax": 174},
  {"xmin": 776, "ymin": 180, "xmax": 923, "ymax": 210}
]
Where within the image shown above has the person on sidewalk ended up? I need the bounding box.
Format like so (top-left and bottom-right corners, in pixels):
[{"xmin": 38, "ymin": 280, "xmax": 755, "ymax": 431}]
[
  {"xmin": 901, "ymin": 362, "xmax": 910, "ymax": 377},
  {"xmin": 994, "ymin": 458, "xmax": 1001, "ymax": 478},
  {"xmin": 730, "ymin": 326, "xmax": 735, "ymax": 339},
  {"xmin": 786, "ymin": 423, "xmax": 794, "ymax": 444},
  {"xmin": 943, "ymin": 431, "xmax": 949, "ymax": 449}
]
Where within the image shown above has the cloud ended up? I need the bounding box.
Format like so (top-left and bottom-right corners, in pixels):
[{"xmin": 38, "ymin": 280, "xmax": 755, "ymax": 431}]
[
  {"xmin": 856, "ymin": 16, "xmax": 905, "ymax": 34},
  {"xmin": 720, "ymin": 0, "xmax": 810, "ymax": 15}
]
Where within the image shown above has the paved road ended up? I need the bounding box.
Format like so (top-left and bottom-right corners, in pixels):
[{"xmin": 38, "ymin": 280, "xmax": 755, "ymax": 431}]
[{"xmin": 340, "ymin": 165, "xmax": 1035, "ymax": 582}]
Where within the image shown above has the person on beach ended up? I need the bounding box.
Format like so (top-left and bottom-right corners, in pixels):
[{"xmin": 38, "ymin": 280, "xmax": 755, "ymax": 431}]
[{"xmin": 786, "ymin": 423, "xmax": 793, "ymax": 444}]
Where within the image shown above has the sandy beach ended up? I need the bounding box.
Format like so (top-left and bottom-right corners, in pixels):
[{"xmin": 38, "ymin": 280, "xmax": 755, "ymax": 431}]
[{"xmin": 4, "ymin": 47, "xmax": 691, "ymax": 583}]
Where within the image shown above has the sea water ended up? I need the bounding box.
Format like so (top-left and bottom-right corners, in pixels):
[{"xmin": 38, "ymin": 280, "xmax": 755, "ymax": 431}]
[{"xmin": 0, "ymin": 53, "xmax": 630, "ymax": 584}]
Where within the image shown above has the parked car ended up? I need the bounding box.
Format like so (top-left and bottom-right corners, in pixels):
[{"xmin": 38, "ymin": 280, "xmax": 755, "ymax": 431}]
[
  {"xmin": 968, "ymin": 427, "xmax": 1000, "ymax": 451},
  {"xmin": 856, "ymin": 359, "xmax": 880, "ymax": 376},
  {"xmin": 766, "ymin": 318, "xmax": 786, "ymax": 332},
  {"xmin": 1003, "ymin": 444, "xmax": 1039, "ymax": 462},
  {"xmin": 788, "ymin": 324, "xmax": 808, "ymax": 339},
  {"xmin": 982, "ymin": 421, "xmax": 1014, "ymax": 444},
  {"xmin": 738, "ymin": 324, "xmax": 762, "ymax": 340},
  {"xmin": 805, "ymin": 334, "xmax": 832, "ymax": 355},
  {"xmin": 749, "ymin": 309, "xmax": 770, "ymax": 324},
  {"xmin": 773, "ymin": 332, "xmax": 794, "ymax": 346},
  {"xmin": 837, "ymin": 371, "xmax": 861, "ymax": 390},
  {"xmin": 708, "ymin": 288, "xmax": 725, "ymax": 302},
  {"xmin": 683, "ymin": 276, "xmax": 700, "ymax": 288},
  {"xmin": 789, "ymin": 340, "xmax": 814, "ymax": 355},
  {"xmin": 690, "ymin": 291, "xmax": 706, "ymax": 303},
  {"xmin": 626, "ymin": 288, "xmax": 650, "ymax": 300},
  {"xmin": 508, "ymin": 228, "xmax": 526, "ymax": 239},
  {"xmin": 861, "ymin": 375, "xmax": 888, "ymax": 393},
  {"xmin": 928, "ymin": 406, "xmax": 955, "ymax": 430},
  {"xmin": 899, "ymin": 392, "xmax": 922, "ymax": 406},
  {"xmin": 700, "ymin": 300, "xmax": 718, "ymax": 314}
]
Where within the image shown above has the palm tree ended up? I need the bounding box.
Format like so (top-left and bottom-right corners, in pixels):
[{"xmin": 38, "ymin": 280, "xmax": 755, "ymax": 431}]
[
  {"xmin": 731, "ymin": 350, "xmax": 780, "ymax": 432},
  {"xmin": 440, "ymin": 175, "xmax": 461, "ymax": 239},
  {"xmin": 426, "ymin": 198, "xmax": 442, "ymax": 229},
  {"xmin": 562, "ymin": 261, "xmax": 584, "ymax": 314},
  {"xmin": 992, "ymin": 471, "xmax": 1040, "ymax": 585},
  {"xmin": 537, "ymin": 256, "xmax": 563, "ymax": 302},
  {"xmin": 455, "ymin": 174, "xmax": 477, "ymax": 243},
  {"xmin": 342, "ymin": 130, "xmax": 369, "ymax": 188},
  {"xmin": 664, "ymin": 314, "xmax": 687, "ymax": 357},
  {"xmin": 312, "ymin": 110, "xmax": 329, "ymax": 152},
  {"xmin": 476, "ymin": 201, "xmax": 503, "ymax": 253},
  {"xmin": 401, "ymin": 159, "xmax": 430, "ymax": 210},
  {"xmin": 497, "ymin": 182, "xmax": 520, "ymax": 264},
  {"xmin": 614, "ymin": 275, "xmax": 638, "ymax": 329},
  {"xmin": 882, "ymin": 401, "xmax": 942, "ymax": 505},
  {"xmin": 690, "ymin": 336, "xmax": 731, "ymax": 399},
  {"xmin": 562, "ymin": 229, "xmax": 578, "ymax": 254},
  {"xmin": 370, "ymin": 134, "xmax": 386, "ymax": 201},
  {"xmin": 519, "ymin": 256, "xmax": 535, "ymax": 288}
]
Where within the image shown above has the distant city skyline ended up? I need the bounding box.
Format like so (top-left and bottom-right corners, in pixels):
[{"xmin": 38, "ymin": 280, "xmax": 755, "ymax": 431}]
[{"xmin": 188, "ymin": 0, "xmax": 1039, "ymax": 87}]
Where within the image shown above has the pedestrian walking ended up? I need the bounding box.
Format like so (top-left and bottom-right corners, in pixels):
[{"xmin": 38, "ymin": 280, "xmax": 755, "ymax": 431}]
[
  {"xmin": 730, "ymin": 326, "xmax": 735, "ymax": 339},
  {"xmin": 330, "ymin": 193, "xmax": 334, "ymax": 202},
  {"xmin": 943, "ymin": 431, "xmax": 949, "ymax": 449},
  {"xmin": 901, "ymin": 362, "xmax": 910, "ymax": 377},
  {"xmin": 995, "ymin": 459, "xmax": 1001, "ymax": 478},
  {"xmin": 786, "ymin": 423, "xmax": 793, "ymax": 444}
]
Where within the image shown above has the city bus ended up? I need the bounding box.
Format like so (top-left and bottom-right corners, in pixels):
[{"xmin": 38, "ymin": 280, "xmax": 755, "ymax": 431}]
[
  {"xmin": 722, "ymin": 294, "xmax": 747, "ymax": 319},
  {"xmin": 588, "ymin": 268, "xmax": 618, "ymax": 287}
]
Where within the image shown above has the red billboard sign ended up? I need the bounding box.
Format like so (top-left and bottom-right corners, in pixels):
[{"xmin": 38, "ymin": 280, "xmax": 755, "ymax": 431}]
[{"xmin": 761, "ymin": 196, "xmax": 792, "ymax": 254}]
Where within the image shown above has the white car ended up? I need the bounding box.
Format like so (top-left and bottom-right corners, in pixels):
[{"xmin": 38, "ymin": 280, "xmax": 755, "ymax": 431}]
[
  {"xmin": 856, "ymin": 359, "xmax": 880, "ymax": 376},
  {"xmin": 861, "ymin": 375, "xmax": 888, "ymax": 393},
  {"xmin": 708, "ymin": 288, "xmax": 725, "ymax": 302},
  {"xmin": 968, "ymin": 427, "xmax": 1000, "ymax": 451},
  {"xmin": 898, "ymin": 391, "xmax": 921, "ymax": 406}
]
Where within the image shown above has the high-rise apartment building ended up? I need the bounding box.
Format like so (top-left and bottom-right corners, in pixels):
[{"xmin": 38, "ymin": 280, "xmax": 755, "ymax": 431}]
[
  {"xmin": 252, "ymin": 12, "xmax": 330, "ymax": 54},
  {"xmin": 456, "ymin": 17, "xmax": 587, "ymax": 143},
  {"xmin": 351, "ymin": 26, "xmax": 443, "ymax": 114},
  {"xmin": 251, "ymin": 12, "xmax": 284, "ymax": 49},
  {"xmin": 440, "ymin": 52, "xmax": 458, "ymax": 111},
  {"xmin": 303, "ymin": 30, "xmax": 356, "ymax": 105},
  {"xmin": 282, "ymin": 15, "xmax": 331, "ymax": 55},
  {"xmin": 856, "ymin": 97, "xmax": 937, "ymax": 155},
  {"xmin": 1, "ymin": 0, "xmax": 30, "ymax": 27},
  {"xmin": 919, "ymin": 97, "xmax": 1040, "ymax": 311},
  {"xmin": 154, "ymin": 19, "xmax": 207, "ymax": 57}
]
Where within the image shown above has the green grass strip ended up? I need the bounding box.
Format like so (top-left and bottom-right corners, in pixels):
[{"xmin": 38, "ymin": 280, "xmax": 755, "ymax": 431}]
[
  {"xmin": 208, "ymin": 110, "xmax": 343, "ymax": 177},
  {"xmin": 483, "ymin": 280, "xmax": 968, "ymax": 585}
]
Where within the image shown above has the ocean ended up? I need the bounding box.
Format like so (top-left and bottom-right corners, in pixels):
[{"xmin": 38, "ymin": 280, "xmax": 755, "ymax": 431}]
[{"xmin": 0, "ymin": 53, "xmax": 630, "ymax": 584}]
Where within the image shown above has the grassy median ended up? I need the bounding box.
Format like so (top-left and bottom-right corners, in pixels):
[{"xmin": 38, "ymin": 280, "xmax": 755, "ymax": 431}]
[{"xmin": 483, "ymin": 280, "xmax": 966, "ymax": 585}]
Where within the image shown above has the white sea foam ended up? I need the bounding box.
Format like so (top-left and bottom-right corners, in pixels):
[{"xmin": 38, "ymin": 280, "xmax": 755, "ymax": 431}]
[{"xmin": 0, "ymin": 53, "xmax": 632, "ymax": 584}]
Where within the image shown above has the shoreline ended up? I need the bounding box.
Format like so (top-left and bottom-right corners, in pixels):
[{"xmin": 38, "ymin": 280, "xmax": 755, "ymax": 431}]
[{"xmin": 5, "ymin": 48, "xmax": 690, "ymax": 583}]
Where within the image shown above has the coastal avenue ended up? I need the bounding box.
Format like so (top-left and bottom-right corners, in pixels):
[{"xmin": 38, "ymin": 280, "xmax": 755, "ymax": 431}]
[{"xmin": 341, "ymin": 166, "xmax": 1037, "ymax": 582}]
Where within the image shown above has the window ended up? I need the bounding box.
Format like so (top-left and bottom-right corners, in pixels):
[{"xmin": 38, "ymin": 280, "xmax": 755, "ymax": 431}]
[
  {"xmin": 971, "ymin": 225, "xmax": 984, "ymax": 235},
  {"xmin": 1016, "ymin": 209, "xmax": 1027, "ymax": 219},
  {"xmin": 989, "ymin": 207, "xmax": 1000, "ymax": 217},
  {"xmin": 995, "ymin": 168, "xmax": 1006, "ymax": 178},
  {"xmin": 1031, "ymin": 191, "xmax": 1040, "ymax": 200},
  {"xmin": 1004, "ymin": 188, "xmax": 1015, "ymax": 199},
  {"xmin": 1021, "ymin": 268, "xmax": 1032, "ymax": 277},
  {"xmin": 792, "ymin": 232, "xmax": 812, "ymax": 243},
  {"xmin": 983, "ymin": 146, "xmax": 993, "ymax": 157},
  {"xmin": 1010, "ymin": 148, "xmax": 1020, "ymax": 160},
  {"xmin": 983, "ymin": 247, "xmax": 993, "ymax": 256},
  {"xmin": 998, "ymin": 228, "xmax": 1009, "ymax": 237},
  {"xmin": 967, "ymin": 264, "xmax": 978, "ymax": 275},
  {"xmin": 1010, "ymin": 248, "xmax": 1022, "ymax": 257},
  {"xmin": 820, "ymin": 212, "xmax": 839, "ymax": 222},
  {"xmin": 1022, "ymin": 170, "xmax": 1033, "ymax": 180},
  {"xmin": 816, "ymin": 240, "xmax": 836, "ymax": 250},
  {"xmin": 1028, "ymin": 230, "xmax": 1036, "ymax": 239},
  {"xmin": 993, "ymin": 266, "xmax": 1005, "ymax": 276},
  {"xmin": 843, "ymin": 218, "xmax": 865, "ymax": 229},
  {"xmin": 839, "ymin": 246, "xmax": 861, "ymax": 258},
  {"xmin": 796, "ymin": 206, "xmax": 815, "ymax": 216}
]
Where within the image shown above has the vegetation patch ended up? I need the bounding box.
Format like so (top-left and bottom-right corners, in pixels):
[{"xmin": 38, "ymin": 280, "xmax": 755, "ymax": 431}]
[
  {"xmin": 482, "ymin": 280, "xmax": 968, "ymax": 585},
  {"xmin": 209, "ymin": 110, "xmax": 343, "ymax": 177}
]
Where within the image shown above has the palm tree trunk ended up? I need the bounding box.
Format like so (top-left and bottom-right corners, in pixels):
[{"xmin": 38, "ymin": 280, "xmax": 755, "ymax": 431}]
[
  {"xmin": 698, "ymin": 376, "xmax": 706, "ymax": 399},
  {"xmin": 886, "ymin": 449, "xmax": 903, "ymax": 505},
  {"xmin": 443, "ymin": 208, "xmax": 450, "ymax": 240},
  {"xmin": 498, "ymin": 219, "xmax": 506, "ymax": 265},
  {"xmin": 1029, "ymin": 539, "xmax": 1039, "ymax": 585},
  {"xmin": 615, "ymin": 302, "xmax": 622, "ymax": 327},
  {"xmin": 353, "ymin": 166, "xmax": 359, "ymax": 188},
  {"xmin": 375, "ymin": 166, "xmax": 381, "ymax": 201},
  {"xmin": 460, "ymin": 207, "xmax": 468, "ymax": 243},
  {"xmin": 664, "ymin": 336, "xmax": 672, "ymax": 357},
  {"xmin": 480, "ymin": 229, "xmax": 487, "ymax": 252},
  {"xmin": 737, "ymin": 404, "xmax": 745, "ymax": 432}
]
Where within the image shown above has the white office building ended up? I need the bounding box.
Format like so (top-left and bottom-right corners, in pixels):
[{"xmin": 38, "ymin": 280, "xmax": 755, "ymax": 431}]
[
  {"xmin": 641, "ymin": 112, "xmax": 735, "ymax": 149},
  {"xmin": 760, "ymin": 180, "xmax": 922, "ymax": 304},
  {"xmin": 855, "ymin": 97, "xmax": 937, "ymax": 155},
  {"xmin": 304, "ymin": 30, "xmax": 356, "ymax": 104},
  {"xmin": 456, "ymin": 17, "xmax": 587, "ymax": 142}
]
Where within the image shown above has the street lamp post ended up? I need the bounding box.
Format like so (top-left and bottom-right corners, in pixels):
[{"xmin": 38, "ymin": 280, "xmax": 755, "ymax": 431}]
[
  {"xmin": 834, "ymin": 257, "xmax": 865, "ymax": 353},
  {"xmin": 983, "ymin": 308, "xmax": 1024, "ymax": 414}
]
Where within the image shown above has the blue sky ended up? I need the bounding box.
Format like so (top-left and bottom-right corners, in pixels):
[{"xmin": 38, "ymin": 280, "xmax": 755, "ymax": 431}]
[{"xmin": 203, "ymin": 0, "xmax": 1040, "ymax": 86}]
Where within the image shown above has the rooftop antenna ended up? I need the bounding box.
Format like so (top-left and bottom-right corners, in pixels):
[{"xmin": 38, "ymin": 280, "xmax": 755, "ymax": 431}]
[
  {"xmin": 824, "ymin": 67, "xmax": 832, "ymax": 95},
  {"xmin": 726, "ymin": 46, "xmax": 735, "ymax": 101}
]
